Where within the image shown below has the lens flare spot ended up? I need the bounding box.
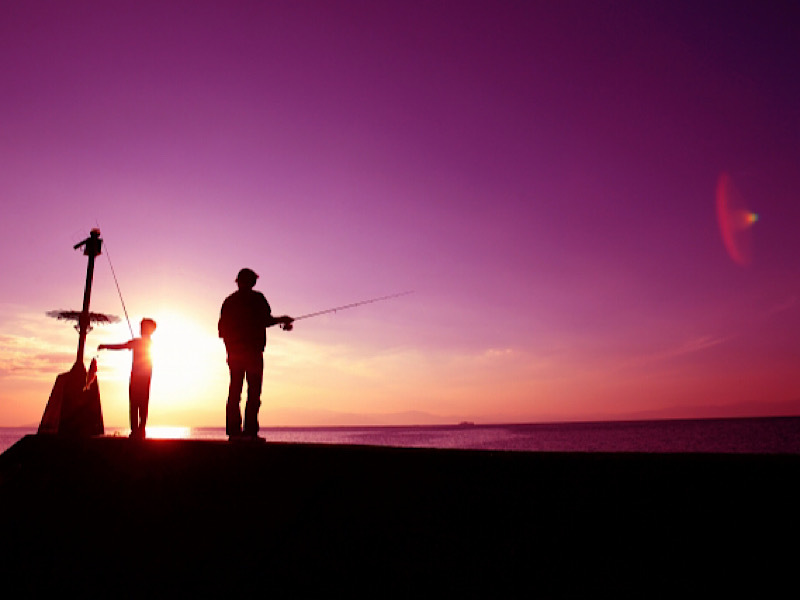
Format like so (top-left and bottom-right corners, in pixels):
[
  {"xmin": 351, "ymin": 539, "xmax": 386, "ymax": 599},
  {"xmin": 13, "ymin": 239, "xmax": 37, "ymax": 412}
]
[{"xmin": 716, "ymin": 173, "xmax": 757, "ymax": 266}]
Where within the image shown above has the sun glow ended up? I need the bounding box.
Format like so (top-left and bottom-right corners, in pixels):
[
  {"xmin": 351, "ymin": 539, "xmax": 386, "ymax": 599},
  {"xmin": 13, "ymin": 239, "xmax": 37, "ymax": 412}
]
[
  {"xmin": 93, "ymin": 310, "xmax": 229, "ymax": 427},
  {"xmin": 148, "ymin": 310, "xmax": 228, "ymax": 410},
  {"xmin": 143, "ymin": 425, "xmax": 192, "ymax": 439}
]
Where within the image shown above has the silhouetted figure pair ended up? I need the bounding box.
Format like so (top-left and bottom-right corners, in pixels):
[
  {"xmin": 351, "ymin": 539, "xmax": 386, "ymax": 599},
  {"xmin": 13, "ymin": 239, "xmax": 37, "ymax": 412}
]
[
  {"xmin": 99, "ymin": 318, "xmax": 157, "ymax": 439},
  {"xmin": 219, "ymin": 268, "xmax": 293, "ymax": 441}
]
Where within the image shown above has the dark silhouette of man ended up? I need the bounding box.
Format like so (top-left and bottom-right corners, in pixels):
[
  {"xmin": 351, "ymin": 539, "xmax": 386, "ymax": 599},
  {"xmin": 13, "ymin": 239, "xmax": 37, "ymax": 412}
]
[{"xmin": 218, "ymin": 268, "xmax": 293, "ymax": 440}]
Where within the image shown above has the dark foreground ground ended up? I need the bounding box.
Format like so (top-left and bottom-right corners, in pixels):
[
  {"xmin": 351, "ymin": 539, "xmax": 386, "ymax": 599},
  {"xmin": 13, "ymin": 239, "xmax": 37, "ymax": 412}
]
[{"xmin": 1, "ymin": 435, "xmax": 797, "ymax": 596}]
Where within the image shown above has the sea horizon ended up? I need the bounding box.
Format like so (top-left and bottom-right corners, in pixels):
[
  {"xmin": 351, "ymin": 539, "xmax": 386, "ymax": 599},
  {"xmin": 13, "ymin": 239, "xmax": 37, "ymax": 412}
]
[{"xmin": 2, "ymin": 414, "xmax": 799, "ymax": 455}]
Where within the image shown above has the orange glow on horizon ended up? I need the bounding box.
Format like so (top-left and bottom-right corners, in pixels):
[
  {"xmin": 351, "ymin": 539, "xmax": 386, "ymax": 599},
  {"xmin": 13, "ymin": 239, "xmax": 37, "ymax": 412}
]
[{"xmin": 142, "ymin": 425, "xmax": 191, "ymax": 439}]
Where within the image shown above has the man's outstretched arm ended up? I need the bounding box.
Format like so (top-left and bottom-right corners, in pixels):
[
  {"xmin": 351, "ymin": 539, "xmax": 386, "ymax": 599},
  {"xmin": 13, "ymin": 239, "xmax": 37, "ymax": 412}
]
[{"xmin": 266, "ymin": 315, "xmax": 294, "ymax": 328}]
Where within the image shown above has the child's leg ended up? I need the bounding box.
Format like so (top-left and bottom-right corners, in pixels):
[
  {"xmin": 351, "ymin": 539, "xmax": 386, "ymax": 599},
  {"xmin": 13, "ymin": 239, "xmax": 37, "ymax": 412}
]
[
  {"xmin": 129, "ymin": 380, "xmax": 139, "ymax": 437},
  {"xmin": 139, "ymin": 378, "xmax": 151, "ymax": 436},
  {"xmin": 129, "ymin": 374, "xmax": 151, "ymax": 438}
]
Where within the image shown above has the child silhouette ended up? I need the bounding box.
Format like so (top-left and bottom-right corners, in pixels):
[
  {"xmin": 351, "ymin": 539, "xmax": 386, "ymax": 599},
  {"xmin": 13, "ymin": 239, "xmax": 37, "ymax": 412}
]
[{"xmin": 99, "ymin": 318, "xmax": 157, "ymax": 439}]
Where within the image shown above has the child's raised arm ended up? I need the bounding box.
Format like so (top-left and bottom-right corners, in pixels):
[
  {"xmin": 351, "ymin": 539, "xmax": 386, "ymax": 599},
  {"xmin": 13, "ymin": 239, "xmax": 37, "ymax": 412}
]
[{"xmin": 98, "ymin": 341, "xmax": 132, "ymax": 351}]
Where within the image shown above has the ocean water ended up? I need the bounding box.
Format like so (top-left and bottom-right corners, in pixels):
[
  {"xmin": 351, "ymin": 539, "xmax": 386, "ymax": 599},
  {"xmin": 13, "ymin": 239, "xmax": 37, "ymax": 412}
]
[{"xmin": 2, "ymin": 416, "xmax": 799, "ymax": 455}]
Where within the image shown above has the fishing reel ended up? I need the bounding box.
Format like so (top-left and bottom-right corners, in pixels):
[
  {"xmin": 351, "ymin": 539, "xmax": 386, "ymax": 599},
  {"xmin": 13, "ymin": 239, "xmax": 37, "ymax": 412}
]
[{"xmin": 280, "ymin": 320, "xmax": 294, "ymax": 331}]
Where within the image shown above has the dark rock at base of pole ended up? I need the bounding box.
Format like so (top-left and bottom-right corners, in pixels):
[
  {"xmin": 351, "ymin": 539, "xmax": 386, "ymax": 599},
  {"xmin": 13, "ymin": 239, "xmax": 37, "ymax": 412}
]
[{"xmin": 38, "ymin": 362, "xmax": 104, "ymax": 436}]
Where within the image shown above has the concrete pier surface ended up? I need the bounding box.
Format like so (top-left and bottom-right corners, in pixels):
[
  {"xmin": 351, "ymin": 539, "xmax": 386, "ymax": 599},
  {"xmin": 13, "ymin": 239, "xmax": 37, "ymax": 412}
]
[{"xmin": 1, "ymin": 435, "xmax": 797, "ymax": 595}]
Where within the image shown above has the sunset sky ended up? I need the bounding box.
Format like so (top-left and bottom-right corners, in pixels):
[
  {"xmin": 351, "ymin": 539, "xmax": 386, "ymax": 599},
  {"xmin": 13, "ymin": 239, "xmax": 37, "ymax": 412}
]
[{"xmin": 1, "ymin": 1, "xmax": 798, "ymax": 428}]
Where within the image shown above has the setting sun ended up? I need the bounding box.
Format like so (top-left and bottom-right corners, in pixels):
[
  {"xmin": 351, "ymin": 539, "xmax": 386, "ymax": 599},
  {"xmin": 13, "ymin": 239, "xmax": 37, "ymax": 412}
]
[
  {"xmin": 148, "ymin": 310, "xmax": 228, "ymax": 411},
  {"xmin": 89, "ymin": 309, "xmax": 229, "ymax": 427}
]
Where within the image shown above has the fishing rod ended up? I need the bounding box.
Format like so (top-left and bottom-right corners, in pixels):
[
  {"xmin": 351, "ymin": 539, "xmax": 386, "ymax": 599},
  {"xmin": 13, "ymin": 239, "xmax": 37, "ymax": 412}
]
[{"xmin": 282, "ymin": 291, "xmax": 414, "ymax": 329}]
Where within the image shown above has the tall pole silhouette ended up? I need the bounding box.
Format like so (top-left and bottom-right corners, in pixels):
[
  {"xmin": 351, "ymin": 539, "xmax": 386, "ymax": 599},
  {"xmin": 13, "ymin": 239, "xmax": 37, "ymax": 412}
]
[
  {"xmin": 38, "ymin": 228, "xmax": 105, "ymax": 435},
  {"xmin": 73, "ymin": 228, "xmax": 102, "ymax": 367}
]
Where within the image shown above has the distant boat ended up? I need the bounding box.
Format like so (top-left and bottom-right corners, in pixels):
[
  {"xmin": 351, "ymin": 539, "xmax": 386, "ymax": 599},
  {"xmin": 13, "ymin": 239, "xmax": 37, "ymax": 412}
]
[{"xmin": 457, "ymin": 421, "xmax": 476, "ymax": 427}]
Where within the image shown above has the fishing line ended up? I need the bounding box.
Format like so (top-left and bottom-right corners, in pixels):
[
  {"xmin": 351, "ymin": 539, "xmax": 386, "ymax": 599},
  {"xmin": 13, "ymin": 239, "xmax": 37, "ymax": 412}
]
[
  {"xmin": 293, "ymin": 291, "xmax": 414, "ymax": 321},
  {"xmin": 96, "ymin": 222, "xmax": 135, "ymax": 338}
]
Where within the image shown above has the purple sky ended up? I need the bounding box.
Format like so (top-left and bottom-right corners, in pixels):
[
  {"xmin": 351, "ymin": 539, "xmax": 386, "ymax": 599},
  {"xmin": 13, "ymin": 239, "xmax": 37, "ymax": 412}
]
[{"xmin": 1, "ymin": 1, "xmax": 798, "ymax": 427}]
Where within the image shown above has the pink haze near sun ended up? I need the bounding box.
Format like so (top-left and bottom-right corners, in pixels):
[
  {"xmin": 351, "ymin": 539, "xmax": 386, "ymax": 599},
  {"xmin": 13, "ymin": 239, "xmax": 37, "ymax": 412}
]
[{"xmin": 1, "ymin": 1, "xmax": 799, "ymax": 428}]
